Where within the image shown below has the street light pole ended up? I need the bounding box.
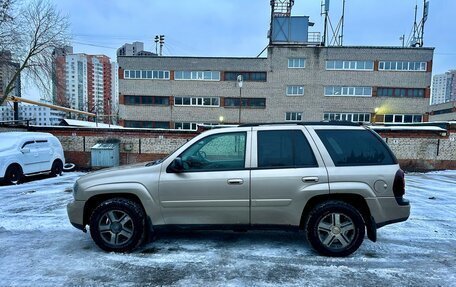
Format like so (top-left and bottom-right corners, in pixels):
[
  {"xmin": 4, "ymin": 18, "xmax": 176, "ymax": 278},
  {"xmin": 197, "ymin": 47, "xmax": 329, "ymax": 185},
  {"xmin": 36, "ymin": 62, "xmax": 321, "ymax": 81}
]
[{"xmin": 237, "ymin": 75, "xmax": 243, "ymax": 124}]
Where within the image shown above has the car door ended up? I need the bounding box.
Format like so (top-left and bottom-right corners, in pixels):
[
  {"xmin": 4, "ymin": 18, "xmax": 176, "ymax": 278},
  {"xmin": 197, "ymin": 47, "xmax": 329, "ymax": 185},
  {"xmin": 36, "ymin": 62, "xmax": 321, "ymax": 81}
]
[
  {"xmin": 250, "ymin": 127, "xmax": 329, "ymax": 226},
  {"xmin": 34, "ymin": 139, "xmax": 53, "ymax": 171},
  {"xmin": 158, "ymin": 129, "xmax": 251, "ymax": 225},
  {"xmin": 20, "ymin": 140, "xmax": 40, "ymax": 173}
]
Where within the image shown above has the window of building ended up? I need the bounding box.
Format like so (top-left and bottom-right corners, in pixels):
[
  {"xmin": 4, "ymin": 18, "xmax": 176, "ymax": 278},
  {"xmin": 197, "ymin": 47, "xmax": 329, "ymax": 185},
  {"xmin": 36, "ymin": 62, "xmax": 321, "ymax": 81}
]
[
  {"xmin": 174, "ymin": 122, "xmax": 217, "ymax": 130},
  {"xmin": 377, "ymin": 87, "xmax": 425, "ymax": 98},
  {"xmin": 174, "ymin": 71, "xmax": 220, "ymax": 81},
  {"xmin": 383, "ymin": 114, "xmax": 423, "ymax": 123},
  {"xmin": 174, "ymin": 96, "xmax": 219, "ymax": 107},
  {"xmin": 288, "ymin": 58, "xmax": 306, "ymax": 68},
  {"xmin": 432, "ymin": 108, "xmax": 454, "ymax": 115},
  {"xmin": 285, "ymin": 112, "xmax": 302, "ymax": 121},
  {"xmin": 323, "ymin": 112, "xmax": 371, "ymax": 123},
  {"xmin": 324, "ymin": 86, "xmax": 372, "ymax": 97},
  {"xmin": 178, "ymin": 132, "xmax": 246, "ymax": 171},
  {"xmin": 316, "ymin": 130, "xmax": 396, "ymax": 166},
  {"xmin": 224, "ymin": 72, "xmax": 267, "ymax": 82},
  {"xmin": 124, "ymin": 95, "xmax": 169, "ymax": 106},
  {"xmin": 257, "ymin": 130, "xmax": 317, "ymax": 168},
  {"xmin": 224, "ymin": 98, "xmax": 266, "ymax": 108},
  {"xmin": 325, "ymin": 60, "xmax": 374, "ymax": 71},
  {"xmin": 286, "ymin": 86, "xmax": 304, "ymax": 96},
  {"xmin": 124, "ymin": 70, "xmax": 170, "ymax": 80},
  {"xmin": 378, "ymin": 61, "xmax": 427, "ymax": 71},
  {"xmin": 124, "ymin": 121, "xmax": 170, "ymax": 128}
]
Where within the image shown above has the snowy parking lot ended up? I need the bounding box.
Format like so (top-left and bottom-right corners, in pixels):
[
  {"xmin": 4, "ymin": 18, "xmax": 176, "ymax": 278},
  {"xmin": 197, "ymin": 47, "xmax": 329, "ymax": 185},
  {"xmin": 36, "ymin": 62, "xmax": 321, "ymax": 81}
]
[{"xmin": 0, "ymin": 171, "xmax": 455, "ymax": 286}]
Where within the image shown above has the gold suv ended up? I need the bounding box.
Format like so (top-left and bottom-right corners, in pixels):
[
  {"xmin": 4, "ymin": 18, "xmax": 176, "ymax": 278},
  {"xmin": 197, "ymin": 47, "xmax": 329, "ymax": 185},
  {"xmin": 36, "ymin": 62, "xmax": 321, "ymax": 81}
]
[{"xmin": 67, "ymin": 123, "xmax": 410, "ymax": 256}]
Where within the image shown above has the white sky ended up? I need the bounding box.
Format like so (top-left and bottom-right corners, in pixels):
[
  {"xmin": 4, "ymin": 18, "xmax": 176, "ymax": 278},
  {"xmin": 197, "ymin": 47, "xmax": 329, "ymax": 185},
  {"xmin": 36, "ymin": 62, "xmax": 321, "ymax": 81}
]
[{"xmin": 22, "ymin": 0, "xmax": 456, "ymax": 101}]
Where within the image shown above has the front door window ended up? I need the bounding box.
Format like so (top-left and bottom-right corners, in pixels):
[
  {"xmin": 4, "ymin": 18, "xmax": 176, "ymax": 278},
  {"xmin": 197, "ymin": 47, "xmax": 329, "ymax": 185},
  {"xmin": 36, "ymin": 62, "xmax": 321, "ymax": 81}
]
[{"xmin": 179, "ymin": 132, "xmax": 246, "ymax": 171}]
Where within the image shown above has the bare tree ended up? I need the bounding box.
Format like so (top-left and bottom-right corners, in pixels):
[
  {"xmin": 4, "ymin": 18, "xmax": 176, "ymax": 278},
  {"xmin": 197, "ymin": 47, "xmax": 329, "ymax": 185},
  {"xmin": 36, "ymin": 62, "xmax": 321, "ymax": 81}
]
[{"xmin": 0, "ymin": 0, "xmax": 69, "ymax": 105}]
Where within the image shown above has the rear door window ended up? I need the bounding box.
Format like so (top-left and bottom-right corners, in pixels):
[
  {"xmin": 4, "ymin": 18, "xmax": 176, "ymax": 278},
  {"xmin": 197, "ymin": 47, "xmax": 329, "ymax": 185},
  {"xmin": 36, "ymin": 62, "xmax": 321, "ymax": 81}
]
[
  {"xmin": 257, "ymin": 130, "xmax": 317, "ymax": 168},
  {"xmin": 316, "ymin": 129, "xmax": 396, "ymax": 166}
]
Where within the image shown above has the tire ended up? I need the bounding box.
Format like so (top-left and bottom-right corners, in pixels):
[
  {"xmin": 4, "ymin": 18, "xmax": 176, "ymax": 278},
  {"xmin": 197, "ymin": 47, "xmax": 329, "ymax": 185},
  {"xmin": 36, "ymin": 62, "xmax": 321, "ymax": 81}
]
[
  {"xmin": 305, "ymin": 200, "xmax": 365, "ymax": 257},
  {"xmin": 50, "ymin": 160, "xmax": 63, "ymax": 177},
  {"xmin": 89, "ymin": 198, "xmax": 146, "ymax": 252},
  {"xmin": 4, "ymin": 164, "xmax": 23, "ymax": 185}
]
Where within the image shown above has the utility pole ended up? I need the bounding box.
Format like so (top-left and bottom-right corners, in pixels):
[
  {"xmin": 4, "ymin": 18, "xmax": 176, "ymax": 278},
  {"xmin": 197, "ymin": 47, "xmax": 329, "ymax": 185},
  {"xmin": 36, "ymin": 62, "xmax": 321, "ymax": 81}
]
[
  {"xmin": 159, "ymin": 35, "xmax": 165, "ymax": 56},
  {"xmin": 154, "ymin": 35, "xmax": 159, "ymax": 54}
]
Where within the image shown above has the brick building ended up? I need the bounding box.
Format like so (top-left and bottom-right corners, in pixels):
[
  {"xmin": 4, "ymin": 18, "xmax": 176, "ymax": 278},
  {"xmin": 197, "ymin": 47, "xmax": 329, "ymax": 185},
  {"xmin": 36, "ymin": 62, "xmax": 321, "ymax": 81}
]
[{"xmin": 117, "ymin": 45, "xmax": 433, "ymax": 129}]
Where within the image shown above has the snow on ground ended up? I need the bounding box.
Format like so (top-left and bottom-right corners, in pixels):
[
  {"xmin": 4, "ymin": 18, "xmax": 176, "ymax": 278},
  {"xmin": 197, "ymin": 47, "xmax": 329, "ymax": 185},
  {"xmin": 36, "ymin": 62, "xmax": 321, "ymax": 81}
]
[{"xmin": 0, "ymin": 171, "xmax": 455, "ymax": 286}]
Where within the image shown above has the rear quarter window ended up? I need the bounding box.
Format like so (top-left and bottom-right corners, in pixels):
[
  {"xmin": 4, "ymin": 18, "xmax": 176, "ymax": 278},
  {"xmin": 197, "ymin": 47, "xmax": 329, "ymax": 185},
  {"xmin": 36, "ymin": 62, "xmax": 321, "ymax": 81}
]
[{"xmin": 316, "ymin": 129, "xmax": 396, "ymax": 166}]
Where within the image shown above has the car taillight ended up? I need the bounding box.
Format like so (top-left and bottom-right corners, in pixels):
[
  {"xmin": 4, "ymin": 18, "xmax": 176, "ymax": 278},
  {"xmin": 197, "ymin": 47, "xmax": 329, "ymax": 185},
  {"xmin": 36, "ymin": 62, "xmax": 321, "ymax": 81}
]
[{"xmin": 393, "ymin": 169, "xmax": 405, "ymax": 198}]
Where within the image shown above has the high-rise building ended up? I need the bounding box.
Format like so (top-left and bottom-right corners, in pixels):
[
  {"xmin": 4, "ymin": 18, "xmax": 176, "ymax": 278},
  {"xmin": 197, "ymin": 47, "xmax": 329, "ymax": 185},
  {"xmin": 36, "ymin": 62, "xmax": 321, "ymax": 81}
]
[
  {"xmin": 117, "ymin": 42, "xmax": 143, "ymax": 56},
  {"xmin": 431, "ymin": 71, "xmax": 456, "ymax": 105},
  {"xmin": 111, "ymin": 61, "xmax": 119, "ymax": 123},
  {"xmin": 117, "ymin": 42, "xmax": 156, "ymax": 57},
  {"xmin": 0, "ymin": 50, "xmax": 21, "ymax": 99},
  {"xmin": 52, "ymin": 47, "xmax": 119, "ymax": 122}
]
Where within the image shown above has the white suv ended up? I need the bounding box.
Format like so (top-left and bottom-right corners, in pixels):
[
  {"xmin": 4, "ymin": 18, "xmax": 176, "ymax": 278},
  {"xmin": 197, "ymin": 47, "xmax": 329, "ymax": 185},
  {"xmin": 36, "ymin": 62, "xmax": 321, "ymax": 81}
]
[{"xmin": 0, "ymin": 132, "xmax": 65, "ymax": 185}]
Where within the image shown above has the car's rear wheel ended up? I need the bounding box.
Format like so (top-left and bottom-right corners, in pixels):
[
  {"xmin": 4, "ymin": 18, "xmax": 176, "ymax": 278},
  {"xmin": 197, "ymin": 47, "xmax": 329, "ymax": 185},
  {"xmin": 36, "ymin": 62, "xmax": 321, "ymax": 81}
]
[
  {"xmin": 4, "ymin": 164, "xmax": 23, "ymax": 185},
  {"xmin": 89, "ymin": 198, "xmax": 146, "ymax": 252},
  {"xmin": 306, "ymin": 200, "xmax": 365, "ymax": 257},
  {"xmin": 50, "ymin": 160, "xmax": 63, "ymax": 177}
]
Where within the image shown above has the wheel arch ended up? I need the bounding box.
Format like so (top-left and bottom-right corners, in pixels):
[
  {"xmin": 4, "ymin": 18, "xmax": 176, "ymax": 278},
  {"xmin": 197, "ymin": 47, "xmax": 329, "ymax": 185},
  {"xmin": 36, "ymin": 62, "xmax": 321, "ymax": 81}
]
[
  {"xmin": 300, "ymin": 193, "xmax": 376, "ymax": 242},
  {"xmin": 83, "ymin": 193, "xmax": 146, "ymax": 227}
]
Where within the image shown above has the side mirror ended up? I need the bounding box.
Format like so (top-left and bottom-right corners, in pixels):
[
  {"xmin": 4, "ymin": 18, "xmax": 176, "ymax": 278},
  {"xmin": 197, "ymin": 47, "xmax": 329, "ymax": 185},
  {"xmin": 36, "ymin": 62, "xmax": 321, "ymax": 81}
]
[
  {"xmin": 169, "ymin": 157, "xmax": 184, "ymax": 173},
  {"xmin": 21, "ymin": 148, "xmax": 31, "ymax": 154}
]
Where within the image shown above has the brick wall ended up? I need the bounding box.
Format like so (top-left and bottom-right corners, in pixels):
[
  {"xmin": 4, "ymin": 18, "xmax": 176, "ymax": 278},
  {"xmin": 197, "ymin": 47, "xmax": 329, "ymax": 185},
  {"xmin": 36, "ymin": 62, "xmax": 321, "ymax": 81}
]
[{"xmin": 13, "ymin": 124, "xmax": 455, "ymax": 171}]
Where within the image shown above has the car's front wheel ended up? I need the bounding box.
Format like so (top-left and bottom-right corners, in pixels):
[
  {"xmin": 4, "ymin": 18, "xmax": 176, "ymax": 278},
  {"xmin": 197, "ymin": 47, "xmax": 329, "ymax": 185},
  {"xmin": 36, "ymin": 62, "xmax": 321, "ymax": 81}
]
[
  {"xmin": 305, "ymin": 200, "xmax": 365, "ymax": 257},
  {"xmin": 89, "ymin": 198, "xmax": 146, "ymax": 252}
]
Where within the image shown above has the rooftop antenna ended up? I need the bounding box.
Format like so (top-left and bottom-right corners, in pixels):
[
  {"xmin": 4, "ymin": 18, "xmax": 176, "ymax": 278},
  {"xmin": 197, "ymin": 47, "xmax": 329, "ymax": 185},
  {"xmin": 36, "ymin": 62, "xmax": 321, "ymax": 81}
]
[
  {"xmin": 408, "ymin": 0, "xmax": 429, "ymax": 47},
  {"xmin": 321, "ymin": 0, "xmax": 346, "ymax": 46}
]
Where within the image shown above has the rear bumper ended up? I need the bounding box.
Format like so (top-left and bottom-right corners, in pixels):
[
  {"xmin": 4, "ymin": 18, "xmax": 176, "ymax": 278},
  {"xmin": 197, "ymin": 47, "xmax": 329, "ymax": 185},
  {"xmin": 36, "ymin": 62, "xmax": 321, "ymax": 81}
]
[
  {"xmin": 366, "ymin": 197, "xmax": 410, "ymax": 229},
  {"xmin": 67, "ymin": 200, "xmax": 86, "ymax": 231}
]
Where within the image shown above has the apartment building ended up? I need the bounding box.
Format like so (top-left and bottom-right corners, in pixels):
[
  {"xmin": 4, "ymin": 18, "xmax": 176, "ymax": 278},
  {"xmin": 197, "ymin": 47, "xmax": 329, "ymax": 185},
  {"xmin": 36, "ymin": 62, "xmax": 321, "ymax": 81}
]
[
  {"xmin": 0, "ymin": 103, "xmax": 65, "ymax": 126},
  {"xmin": 0, "ymin": 50, "xmax": 20, "ymax": 98},
  {"xmin": 117, "ymin": 45, "xmax": 433, "ymax": 129},
  {"xmin": 431, "ymin": 70, "xmax": 456, "ymax": 105},
  {"xmin": 52, "ymin": 47, "xmax": 118, "ymax": 121}
]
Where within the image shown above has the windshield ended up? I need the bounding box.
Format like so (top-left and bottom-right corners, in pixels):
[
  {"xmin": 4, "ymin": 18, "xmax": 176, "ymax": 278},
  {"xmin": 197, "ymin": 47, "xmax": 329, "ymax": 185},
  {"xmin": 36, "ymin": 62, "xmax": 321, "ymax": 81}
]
[{"xmin": 0, "ymin": 135, "xmax": 18, "ymax": 152}]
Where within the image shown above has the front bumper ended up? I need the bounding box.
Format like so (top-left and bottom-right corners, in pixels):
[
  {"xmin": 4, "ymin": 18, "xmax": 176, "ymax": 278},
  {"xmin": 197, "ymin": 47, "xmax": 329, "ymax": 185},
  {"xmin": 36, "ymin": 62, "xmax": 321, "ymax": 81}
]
[{"xmin": 67, "ymin": 200, "xmax": 86, "ymax": 232}]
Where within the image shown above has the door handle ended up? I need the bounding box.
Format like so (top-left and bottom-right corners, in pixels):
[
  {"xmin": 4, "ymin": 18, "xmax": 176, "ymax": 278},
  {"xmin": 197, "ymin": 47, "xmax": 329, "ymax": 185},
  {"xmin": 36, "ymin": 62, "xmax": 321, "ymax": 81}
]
[
  {"xmin": 302, "ymin": 177, "xmax": 319, "ymax": 183},
  {"xmin": 227, "ymin": 178, "xmax": 244, "ymax": 185}
]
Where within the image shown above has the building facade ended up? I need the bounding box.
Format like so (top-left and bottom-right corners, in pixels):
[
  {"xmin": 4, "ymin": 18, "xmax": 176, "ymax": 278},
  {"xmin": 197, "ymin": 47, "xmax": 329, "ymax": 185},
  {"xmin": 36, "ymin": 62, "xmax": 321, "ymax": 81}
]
[
  {"xmin": 117, "ymin": 42, "xmax": 143, "ymax": 56},
  {"xmin": 52, "ymin": 47, "xmax": 118, "ymax": 122},
  {"xmin": 0, "ymin": 50, "xmax": 20, "ymax": 98},
  {"xmin": 117, "ymin": 45, "xmax": 433, "ymax": 129},
  {"xmin": 429, "ymin": 101, "xmax": 456, "ymax": 121},
  {"xmin": 431, "ymin": 70, "xmax": 456, "ymax": 105},
  {"xmin": 0, "ymin": 103, "xmax": 65, "ymax": 126}
]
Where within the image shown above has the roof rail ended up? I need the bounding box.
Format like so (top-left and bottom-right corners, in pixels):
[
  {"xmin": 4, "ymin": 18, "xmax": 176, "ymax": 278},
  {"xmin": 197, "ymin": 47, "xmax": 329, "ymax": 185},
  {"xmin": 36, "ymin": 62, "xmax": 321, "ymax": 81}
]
[{"xmin": 238, "ymin": 121, "xmax": 363, "ymax": 127}]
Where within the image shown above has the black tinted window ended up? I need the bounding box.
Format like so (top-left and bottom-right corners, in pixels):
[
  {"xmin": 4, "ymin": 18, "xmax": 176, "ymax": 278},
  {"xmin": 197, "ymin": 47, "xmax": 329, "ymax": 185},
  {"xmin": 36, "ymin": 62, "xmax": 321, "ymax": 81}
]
[
  {"xmin": 257, "ymin": 130, "xmax": 317, "ymax": 168},
  {"xmin": 316, "ymin": 130, "xmax": 396, "ymax": 166}
]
